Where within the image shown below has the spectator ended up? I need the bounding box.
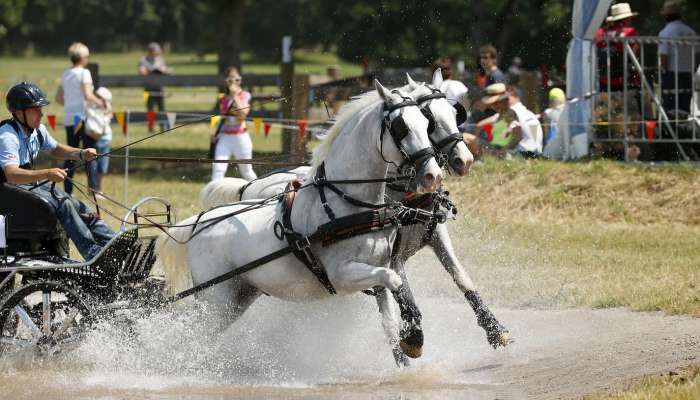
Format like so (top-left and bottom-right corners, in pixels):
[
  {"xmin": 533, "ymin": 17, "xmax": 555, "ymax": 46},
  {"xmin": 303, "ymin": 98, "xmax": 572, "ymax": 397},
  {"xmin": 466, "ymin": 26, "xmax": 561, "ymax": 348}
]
[
  {"xmin": 325, "ymin": 64, "xmax": 343, "ymax": 114},
  {"xmin": 480, "ymin": 45, "xmax": 507, "ymax": 86},
  {"xmin": 595, "ymin": 3, "xmax": 640, "ymax": 92},
  {"xmin": 431, "ymin": 57, "xmax": 469, "ymax": 109},
  {"xmin": 84, "ymin": 87, "xmax": 113, "ymax": 196},
  {"xmin": 55, "ymin": 42, "xmax": 105, "ymax": 194},
  {"xmin": 1, "ymin": 82, "xmax": 115, "ymax": 261},
  {"xmin": 469, "ymin": 45, "xmax": 507, "ymax": 128},
  {"xmin": 470, "ymin": 84, "xmax": 543, "ymax": 159},
  {"xmin": 138, "ymin": 42, "xmax": 170, "ymax": 132},
  {"xmin": 211, "ymin": 67, "xmax": 257, "ymax": 182},
  {"xmin": 658, "ymin": 0, "xmax": 698, "ymax": 114},
  {"xmin": 542, "ymin": 87, "xmax": 566, "ymax": 146},
  {"xmin": 507, "ymin": 56, "xmax": 523, "ymax": 85}
]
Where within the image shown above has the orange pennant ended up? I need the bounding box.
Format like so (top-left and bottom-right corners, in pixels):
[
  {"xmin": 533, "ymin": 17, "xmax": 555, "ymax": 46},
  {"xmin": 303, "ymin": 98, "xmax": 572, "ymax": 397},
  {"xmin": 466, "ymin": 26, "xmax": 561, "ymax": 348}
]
[{"xmin": 253, "ymin": 117, "xmax": 262, "ymax": 135}]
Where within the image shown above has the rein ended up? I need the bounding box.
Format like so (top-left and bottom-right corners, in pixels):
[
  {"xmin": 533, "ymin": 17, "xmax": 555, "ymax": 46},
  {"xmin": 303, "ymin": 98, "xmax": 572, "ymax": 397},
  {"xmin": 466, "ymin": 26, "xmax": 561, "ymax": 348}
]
[
  {"xmin": 108, "ymin": 154, "xmax": 307, "ymax": 167},
  {"xmin": 26, "ymin": 96, "xmax": 289, "ymax": 191}
]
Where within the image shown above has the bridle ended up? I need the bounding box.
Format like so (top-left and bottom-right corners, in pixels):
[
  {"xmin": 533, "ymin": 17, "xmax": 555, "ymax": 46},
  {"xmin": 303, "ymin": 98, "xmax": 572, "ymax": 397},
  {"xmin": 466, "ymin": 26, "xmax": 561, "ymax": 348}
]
[
  {"xmin": 415, "ymin": 87, "xmax": 467, "ymax": 167},
  {"xmin": 380, "ymin": 90, "xmax": 436, "ymax": 176}
]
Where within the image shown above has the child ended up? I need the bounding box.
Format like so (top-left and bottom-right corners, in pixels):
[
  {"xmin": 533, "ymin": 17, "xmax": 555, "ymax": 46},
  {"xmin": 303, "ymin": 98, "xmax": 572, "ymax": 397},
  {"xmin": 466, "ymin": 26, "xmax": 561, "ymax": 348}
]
[{"xmin": 85, "ymin": 87, "xmax": 113, "ymax": 195}]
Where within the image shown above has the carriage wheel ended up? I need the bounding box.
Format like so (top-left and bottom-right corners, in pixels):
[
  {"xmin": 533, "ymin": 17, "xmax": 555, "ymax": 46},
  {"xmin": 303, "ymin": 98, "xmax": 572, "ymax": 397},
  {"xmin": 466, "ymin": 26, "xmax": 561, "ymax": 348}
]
[{"xmin": 0, "ymin": 280, "xmax": 93, "ymax": 356}]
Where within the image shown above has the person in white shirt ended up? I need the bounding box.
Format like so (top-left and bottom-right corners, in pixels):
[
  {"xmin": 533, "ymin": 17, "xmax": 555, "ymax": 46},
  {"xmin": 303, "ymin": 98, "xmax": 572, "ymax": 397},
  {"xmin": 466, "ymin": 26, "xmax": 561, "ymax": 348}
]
[
  {"xmin": 211, "ymin": 67, "xmax": 257, "ymax": 181},
  {"xmin": 658, "ymin": 0, "xmax": 698, "ymax": 114},
  {"xmin": 138, "ymin": 42, "xmax": 170, "ymax": 131},
  {"xmin": 55, "ymin": 42, "xmax": 106, "ymax": 194},
  {"xmin": 478, "ymin": 83, "xmax": 543, "ymax": 158}
]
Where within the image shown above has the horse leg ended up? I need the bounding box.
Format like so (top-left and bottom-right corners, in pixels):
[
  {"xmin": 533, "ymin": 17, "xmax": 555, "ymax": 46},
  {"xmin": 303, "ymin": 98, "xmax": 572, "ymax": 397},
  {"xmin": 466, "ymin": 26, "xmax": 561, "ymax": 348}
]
[
  {"xmin": 429, "ymin": 223, "xmax": 512, "ymax": 348},
  {"xmin": 327, "ymin": 261, "xmax": 423, "ymax": 358},
  {"xmin": 374, "ymin": 286, "xmax": 410, "ymax": 367},
  {"xmin": 199, "ymin": 279, "xmax": 262, "ymax": 334}
]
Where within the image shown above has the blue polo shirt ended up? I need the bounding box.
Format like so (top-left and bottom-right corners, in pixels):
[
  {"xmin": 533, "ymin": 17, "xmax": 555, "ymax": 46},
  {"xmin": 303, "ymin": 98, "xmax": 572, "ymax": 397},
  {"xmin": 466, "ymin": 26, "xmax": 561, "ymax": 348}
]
[{"xmin": 0, "ymin": 120, "xmax": 58, "ymax": 170}]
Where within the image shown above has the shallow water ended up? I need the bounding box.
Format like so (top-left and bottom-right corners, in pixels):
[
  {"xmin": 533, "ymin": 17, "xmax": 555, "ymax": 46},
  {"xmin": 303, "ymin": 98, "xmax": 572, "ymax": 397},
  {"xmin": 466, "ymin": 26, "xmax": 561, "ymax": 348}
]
[
  {"xmin": 0, "ymin": 292, "xmax": 526, "ymax": 400},
  {"xmin": 0, "ymin": 247, "xmax": 530, "ymax": 399}
]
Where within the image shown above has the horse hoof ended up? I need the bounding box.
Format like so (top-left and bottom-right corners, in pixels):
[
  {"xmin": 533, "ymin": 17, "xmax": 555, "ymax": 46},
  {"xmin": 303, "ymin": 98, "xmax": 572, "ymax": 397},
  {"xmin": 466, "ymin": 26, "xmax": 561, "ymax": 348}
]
[
  {"xmin": 399, "ymin": 341, "xmax": 423, "ymax": 358},
  {"xmin": 488, "ymin": 330, "xmax": 514, "ymax": 348},
  {"xmin": 399, "ymin": 327, "xmax": 424, "ymax": 358}
]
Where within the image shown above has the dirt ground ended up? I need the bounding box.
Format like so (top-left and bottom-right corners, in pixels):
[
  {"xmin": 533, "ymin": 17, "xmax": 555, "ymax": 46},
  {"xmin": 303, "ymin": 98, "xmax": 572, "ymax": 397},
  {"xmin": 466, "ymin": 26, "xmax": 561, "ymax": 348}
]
[{"xmin": 1, "ymin": 250, "xmax": 699, "ymax": 400}]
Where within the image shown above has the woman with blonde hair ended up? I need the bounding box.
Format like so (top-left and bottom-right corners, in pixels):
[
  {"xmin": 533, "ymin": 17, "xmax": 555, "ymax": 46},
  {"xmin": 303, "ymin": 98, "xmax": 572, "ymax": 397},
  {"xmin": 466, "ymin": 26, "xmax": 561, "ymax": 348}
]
[
  {"xmin": 55, "ymin": 42, "xmax": 105, "ymax": 194},
  {"xmin": 211, "ymin": 66, "xmax": 257, "ymax": 181}
]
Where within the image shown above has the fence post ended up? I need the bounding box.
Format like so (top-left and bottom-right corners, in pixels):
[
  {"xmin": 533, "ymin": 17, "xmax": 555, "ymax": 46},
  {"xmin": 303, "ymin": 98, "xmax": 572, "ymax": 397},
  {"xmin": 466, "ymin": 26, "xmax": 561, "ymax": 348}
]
[{"xmin": 280, "ymin": 36, "xmax": 307, "ymax": 163}]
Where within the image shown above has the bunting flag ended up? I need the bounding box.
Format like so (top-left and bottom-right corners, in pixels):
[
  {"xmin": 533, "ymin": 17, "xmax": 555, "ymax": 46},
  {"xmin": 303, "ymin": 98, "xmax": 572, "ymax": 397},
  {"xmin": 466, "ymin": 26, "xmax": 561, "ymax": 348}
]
[
  {"xmin": 218, "ymin": 92, "xmax": 225, "ymax": 99},
  {"xmin": 143, "ymin": 91, "xmax": 150, "ymax": 103},
  {"xmin": 146, "ymin": 111, "xmax": 156, "ymax": 131},
  {"xmin": 297, "ymin": 119, "xmax": 307, "ymax": 139},
  {"xmin": 73, "ymin": 113, "xmax": 83, "ymax": 132},
  {"xmin": 210, "ymin": 115, "xmax": 221, "ymax": 128},
  {"xmin": 114, "ymin": 111, "xmax": 126, "ymax": 135},
  {"xmin": 124, "ymin": 111, "xmax": 130, "ymax": 135},
  {"xmin": 253, "ymin": 117, "xmax": 262, "ymax": 135},
  {"xmin": 166, "ymin": 112, "xmax": 177, "ymax": 130},
  {"xmin": 264, "ymin": 122, "xmax": 272, "ymax": 137},
  {"xmin": 47, "ymin": 114, "xmax": 56, "ymax": 130},
  {"xmin": 645, "ymin": 120, "xmax": 657, "ymax": 143}
]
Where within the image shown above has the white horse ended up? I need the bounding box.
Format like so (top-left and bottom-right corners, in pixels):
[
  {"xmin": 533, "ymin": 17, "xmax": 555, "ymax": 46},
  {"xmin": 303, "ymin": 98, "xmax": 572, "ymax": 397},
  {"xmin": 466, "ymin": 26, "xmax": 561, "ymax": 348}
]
[
  {"xmin": 199, "ymin": 71, "xmax": 512, "ymax": 366},
  {"xmin": 158, "ymin": 81, "xmax": 442, "ymax": 361}
]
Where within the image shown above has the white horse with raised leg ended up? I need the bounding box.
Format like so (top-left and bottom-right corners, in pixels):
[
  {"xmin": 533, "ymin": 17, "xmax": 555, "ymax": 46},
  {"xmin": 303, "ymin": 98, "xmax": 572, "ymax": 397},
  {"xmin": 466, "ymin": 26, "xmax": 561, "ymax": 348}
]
[
  {"xmin": 158, "ymin": 81, "xmax": 442, "ymax": 360},
  {"xmin": 199, "ymin": 70, "xmax": 512, "ymax": 366}
]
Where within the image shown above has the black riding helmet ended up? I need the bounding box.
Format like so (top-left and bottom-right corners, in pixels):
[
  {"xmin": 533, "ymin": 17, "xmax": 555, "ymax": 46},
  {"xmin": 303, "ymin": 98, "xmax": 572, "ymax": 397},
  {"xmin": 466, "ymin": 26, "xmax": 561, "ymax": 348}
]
[{"xmin": 6, "ymin": 82, "xmax": 50, "ymax": 112}]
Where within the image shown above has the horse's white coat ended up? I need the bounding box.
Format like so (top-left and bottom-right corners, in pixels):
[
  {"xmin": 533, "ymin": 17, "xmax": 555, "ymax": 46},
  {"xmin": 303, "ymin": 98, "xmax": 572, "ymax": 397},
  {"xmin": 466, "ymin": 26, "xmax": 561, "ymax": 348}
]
[{"xmin": 158, "ymin": 83, "xmax": 440, "ymax": 339}]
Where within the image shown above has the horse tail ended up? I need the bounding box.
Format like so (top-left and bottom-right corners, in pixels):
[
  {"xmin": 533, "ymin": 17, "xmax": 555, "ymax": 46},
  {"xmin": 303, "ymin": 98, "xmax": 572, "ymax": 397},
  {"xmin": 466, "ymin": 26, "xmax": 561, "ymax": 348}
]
[
  {"xmin": 155, "ymin": 223, "xmax": 194, "ymax": 294},
  {"xmin": 200, "ymin": 177, "xmax": 249, "ymax": 209}
]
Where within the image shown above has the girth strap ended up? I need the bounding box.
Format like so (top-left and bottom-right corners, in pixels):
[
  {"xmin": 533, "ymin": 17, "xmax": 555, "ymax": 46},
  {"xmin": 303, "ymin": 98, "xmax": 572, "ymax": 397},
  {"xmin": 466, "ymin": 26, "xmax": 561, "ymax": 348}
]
[{"xmin": 281, "ymin": 180, "xmax": 337, "ymax": 294}]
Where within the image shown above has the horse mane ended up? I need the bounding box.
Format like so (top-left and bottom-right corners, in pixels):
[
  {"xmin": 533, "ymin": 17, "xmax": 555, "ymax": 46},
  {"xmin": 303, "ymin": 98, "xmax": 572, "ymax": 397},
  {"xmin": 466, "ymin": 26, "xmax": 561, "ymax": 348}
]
[{"xmin": 308, "ymin": 90, "xmax": 383, "ymax": 176}]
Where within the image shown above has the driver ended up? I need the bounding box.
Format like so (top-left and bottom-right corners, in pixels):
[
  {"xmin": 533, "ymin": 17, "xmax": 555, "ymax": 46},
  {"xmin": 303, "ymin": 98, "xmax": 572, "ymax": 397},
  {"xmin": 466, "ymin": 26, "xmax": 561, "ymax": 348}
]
[{"xmin": 0, "ymin": 82, "xmax": 115, "ymax": 260}]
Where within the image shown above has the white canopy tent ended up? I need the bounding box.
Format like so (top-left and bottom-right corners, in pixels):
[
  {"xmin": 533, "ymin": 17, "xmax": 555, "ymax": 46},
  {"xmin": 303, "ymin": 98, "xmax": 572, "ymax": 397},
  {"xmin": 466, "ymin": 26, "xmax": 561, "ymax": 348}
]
[{"xmin": 545, "ymin": 0, "xmax": 612, "ymax": 160}]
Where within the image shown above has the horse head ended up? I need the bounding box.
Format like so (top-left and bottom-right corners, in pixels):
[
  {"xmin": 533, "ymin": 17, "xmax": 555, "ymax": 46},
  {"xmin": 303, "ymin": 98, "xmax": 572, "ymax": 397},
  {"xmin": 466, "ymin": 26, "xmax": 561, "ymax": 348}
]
[
  {"xmin": 405, "ymin": 69, "xmax": 473, "ymax": 176},
  {"xmin": 374, "ymin": 80, "xmax": 442, "ymax": 192}
]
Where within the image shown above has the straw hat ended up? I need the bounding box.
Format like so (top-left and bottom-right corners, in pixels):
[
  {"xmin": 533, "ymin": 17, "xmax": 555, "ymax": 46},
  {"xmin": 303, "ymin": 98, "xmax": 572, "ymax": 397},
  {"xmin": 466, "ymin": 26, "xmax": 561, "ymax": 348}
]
[
  {"xmin": 660, "ymin": 0, "xmax": 683, "ymax": 15},
  {"xmin": 481, "ymin": 83, "xmax": 508, "ymax": 105},
  {"xmin": 606, "ymin": 3, "xmax": 638, "ymax": 22}
]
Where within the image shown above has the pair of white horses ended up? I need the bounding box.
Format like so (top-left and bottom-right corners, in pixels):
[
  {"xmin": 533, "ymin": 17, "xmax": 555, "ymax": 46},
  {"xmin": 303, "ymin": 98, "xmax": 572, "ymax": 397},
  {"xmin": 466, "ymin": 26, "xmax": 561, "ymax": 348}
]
[{"xmin": 157, "ymin": 70, "xmax": 511, "ymax": 367}]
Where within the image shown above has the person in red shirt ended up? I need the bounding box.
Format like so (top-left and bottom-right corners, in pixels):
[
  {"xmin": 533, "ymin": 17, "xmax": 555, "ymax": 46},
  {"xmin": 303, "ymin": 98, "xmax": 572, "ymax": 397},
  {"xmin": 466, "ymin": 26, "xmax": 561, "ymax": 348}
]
[{"xmin": 595, "ymin": 3, "xmax": 641, "ymax": 91}]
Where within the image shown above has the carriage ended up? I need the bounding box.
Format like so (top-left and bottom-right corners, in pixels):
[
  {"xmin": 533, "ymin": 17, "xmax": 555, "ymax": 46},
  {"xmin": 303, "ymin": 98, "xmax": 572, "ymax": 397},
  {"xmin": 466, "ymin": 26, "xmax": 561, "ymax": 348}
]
[{"xmin": 0, "ymin": 183, "xmax": 175, "ymax": 356}]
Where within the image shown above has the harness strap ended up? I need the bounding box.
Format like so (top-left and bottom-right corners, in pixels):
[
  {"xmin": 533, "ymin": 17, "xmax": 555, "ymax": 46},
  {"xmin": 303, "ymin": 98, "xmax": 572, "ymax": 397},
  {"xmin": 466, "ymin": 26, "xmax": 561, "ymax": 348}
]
[
  {"xmin": 281, "ymin": 180, "xmax": 337, "ymax": 294},
  {"xmin": 416, "ymin": 91, "xmax": 446, "ymax": 104},
  {"xmin": 166, "ymin": 246, "xmax": 295, "ymax": 303}
]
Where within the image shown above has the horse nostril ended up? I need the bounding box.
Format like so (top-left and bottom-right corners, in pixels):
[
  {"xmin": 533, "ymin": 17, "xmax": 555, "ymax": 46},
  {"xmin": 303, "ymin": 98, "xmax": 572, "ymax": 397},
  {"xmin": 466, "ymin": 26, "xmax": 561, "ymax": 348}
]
[{"xmin": 421, "ymin": 172, "xmax": 440, "ymax": 192}]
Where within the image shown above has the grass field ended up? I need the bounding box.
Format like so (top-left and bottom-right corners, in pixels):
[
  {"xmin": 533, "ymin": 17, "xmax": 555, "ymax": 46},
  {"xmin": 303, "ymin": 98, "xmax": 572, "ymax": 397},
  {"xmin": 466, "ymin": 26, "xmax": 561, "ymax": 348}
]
[{"xmin": 3, "ymin": 52, "xmax": 700, "ymax": 399}]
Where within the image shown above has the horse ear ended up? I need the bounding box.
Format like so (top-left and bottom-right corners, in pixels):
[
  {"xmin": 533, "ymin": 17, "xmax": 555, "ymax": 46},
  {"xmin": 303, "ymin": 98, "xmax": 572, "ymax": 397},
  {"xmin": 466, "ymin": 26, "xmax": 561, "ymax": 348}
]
[
  {"xmin": 374, "ymin": 79, "xmax": 392, "ymax": 102},
  {"xmin": 432, "ymin": 68, "xmax": 444, "ymax": 88},
  {"xmin": 406, "ymin": 73, "xmax": 419, "ymax": 90}
]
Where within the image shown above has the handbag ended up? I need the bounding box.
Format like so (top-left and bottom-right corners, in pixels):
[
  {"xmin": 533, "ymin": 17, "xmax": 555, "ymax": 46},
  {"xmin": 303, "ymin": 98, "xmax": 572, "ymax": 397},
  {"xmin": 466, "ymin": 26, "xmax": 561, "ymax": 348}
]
[{"xmin": 85, "ymin": 106, "xmax": 106, "ymax": 140}]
